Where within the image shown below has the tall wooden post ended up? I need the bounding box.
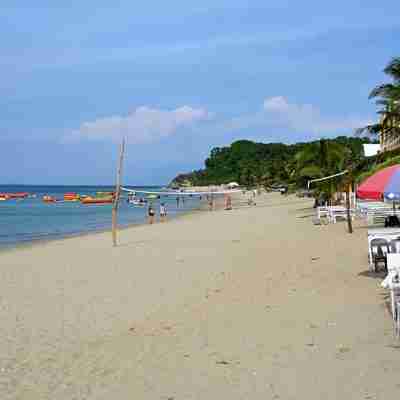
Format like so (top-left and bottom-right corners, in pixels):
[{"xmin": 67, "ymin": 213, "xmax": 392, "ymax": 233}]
[
  {"xmin": 346, "ymin": 179, "xmax": 353, "ymax": 234},
  {"xmin": 112, "ymin": 138, "xmax": 126, "ymax": 247}
]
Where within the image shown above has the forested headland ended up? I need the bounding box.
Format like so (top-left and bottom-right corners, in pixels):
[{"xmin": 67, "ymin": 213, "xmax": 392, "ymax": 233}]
[{"xmin": 170, "ymin": 136, "xmax": 372, "ymax": 189}]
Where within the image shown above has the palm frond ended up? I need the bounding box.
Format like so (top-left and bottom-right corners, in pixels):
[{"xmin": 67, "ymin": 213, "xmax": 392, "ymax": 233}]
[
  {"xmin": 355, "ymin": 123, "xmax": 382, "ymax": 136},
  {"xmin": 384, "ymin": 57, "xmax": 400, "ymax": 81},
  {"xmin": 369, "ymin": 83, "xmax": 400, "ymax": 100},
  {"xmin": 298, "ymin": 165, "xmax": 323, "ymax": 178}
]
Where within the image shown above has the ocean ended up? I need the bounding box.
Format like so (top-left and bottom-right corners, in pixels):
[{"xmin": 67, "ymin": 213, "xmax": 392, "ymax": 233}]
[{"xmin": 0, "ymin": 185, "xmax": 200, "ymax": 249}]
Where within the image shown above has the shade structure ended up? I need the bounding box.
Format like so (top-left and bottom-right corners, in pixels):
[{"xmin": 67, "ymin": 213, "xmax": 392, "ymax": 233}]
[{"xmin": 357, "ymin": 165, "xmax": 400, "ymax": 201}]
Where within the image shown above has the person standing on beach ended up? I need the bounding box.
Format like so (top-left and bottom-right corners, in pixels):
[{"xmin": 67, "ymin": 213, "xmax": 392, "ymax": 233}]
[
  {"xmin": 225, "ymin": 194, "xmax": 232, "ymax": 210},
  {"xmin": 160, "ymin": 203, "xmax": 167, "ymax": 222},
  {"xmin": 208, "ymin": 196, "xmax": 214, "ymax": 211},
  {"xmin": 176, "ymin": 196, "xmax": 180, "ymax": 208},
  {"xmin": 148, "ymin": 204, "xmax": 155, "ymax": 224}
]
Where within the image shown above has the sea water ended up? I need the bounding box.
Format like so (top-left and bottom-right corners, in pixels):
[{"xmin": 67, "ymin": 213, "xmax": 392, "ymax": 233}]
[{"xmin": 0, "ymin": 185, "xmax": 200, "ymax": 249}]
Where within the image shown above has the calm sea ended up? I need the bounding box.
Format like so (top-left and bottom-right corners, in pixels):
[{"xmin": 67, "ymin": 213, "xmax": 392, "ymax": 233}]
[{"xmin": 0, "ymin": 185, "xmax": 200, "ymax": 249}]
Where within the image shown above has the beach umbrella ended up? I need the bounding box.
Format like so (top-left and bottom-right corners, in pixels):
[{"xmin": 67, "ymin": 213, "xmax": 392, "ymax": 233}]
[{"xmin": 356, "ymin": 164, "xmax": 400, "ymax": 201}]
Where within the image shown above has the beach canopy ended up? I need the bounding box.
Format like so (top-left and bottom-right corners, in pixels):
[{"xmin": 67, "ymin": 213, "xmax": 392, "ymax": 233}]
[
  {"xmin": 227, "ymin": 182, "xmax": 239, "ymax": 188},
  {"xmin": 357, "ymin": 164, "xmax": 400, "ymax": 201}
]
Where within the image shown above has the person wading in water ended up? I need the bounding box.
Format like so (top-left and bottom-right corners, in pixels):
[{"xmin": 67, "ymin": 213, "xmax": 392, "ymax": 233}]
[{"xmin": 148, "ymin": 204, "xmax": 155, "ymax": 224}]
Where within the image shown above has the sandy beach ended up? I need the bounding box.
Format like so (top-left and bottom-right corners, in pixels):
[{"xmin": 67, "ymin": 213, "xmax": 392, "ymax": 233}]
[{"xmin": 1, "ymin": 193, "xmax": 400, "ymax": 399}]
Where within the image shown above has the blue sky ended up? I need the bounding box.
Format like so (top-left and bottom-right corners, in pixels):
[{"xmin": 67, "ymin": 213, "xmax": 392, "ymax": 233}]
[{"xmin": 1, "ymin": 1, "xmax": 399, "ymax": 185}]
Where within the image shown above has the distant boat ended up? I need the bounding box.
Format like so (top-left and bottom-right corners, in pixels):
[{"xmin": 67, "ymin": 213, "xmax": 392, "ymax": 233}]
[
  {"xmin": 0, "ymin": 192, "xmax": 29, "ymax": 199},
  {"xmin": 81, "ymin": 196, "xmax": 113, "ymax": 205},
  {"xmin": 43, "ymin": 195, "xmax": 57, "ymax": 203},
  {"xmin": 64, "ymin": 192, "xmax": 80, "ymax": 201},
  {"xmin": 96, "ymin": 191, "xmax": 115, "ymax": 197},
  {"xmin": 128, "ymin": 197, "xmax": 146, "ymax": 206}
]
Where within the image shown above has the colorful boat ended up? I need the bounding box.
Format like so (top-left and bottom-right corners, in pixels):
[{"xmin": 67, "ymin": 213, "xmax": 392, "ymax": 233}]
[
  {"xmin": 0, "ymin": 192, "xmax": 29, "ymax": 199},
  {"xmin": 96, "ymin": 191, "xmax": 115, "ymax": 197},
  {"xmin": 64, "ymin": 192, "xmax": 80, "ymax": 201},
  {"xmin": 81, "ymin": 196, "xmax": 113, "ymax": 205},
  {"xmin": 43, "ymin": 195, "xmax": 57, "ymax": 203}
]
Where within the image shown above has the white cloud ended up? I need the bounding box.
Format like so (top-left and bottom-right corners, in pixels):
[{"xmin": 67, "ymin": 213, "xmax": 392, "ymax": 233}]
[
  {"xmin": 261, "ymin": 96, "xmax": 371, "ymax": 135},
  {"xmin": 263, "ymin": 96, "xmax": 291, "ymax": 112},
  {"xmin": 68, "ymin": 105, "xmax": 212, "ymax": 143}
]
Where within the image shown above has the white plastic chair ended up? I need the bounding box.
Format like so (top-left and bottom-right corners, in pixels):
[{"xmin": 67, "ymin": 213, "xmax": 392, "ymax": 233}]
[{"xmin": 382, "ymin": 254, "xmax": 400, "ymax": 324}]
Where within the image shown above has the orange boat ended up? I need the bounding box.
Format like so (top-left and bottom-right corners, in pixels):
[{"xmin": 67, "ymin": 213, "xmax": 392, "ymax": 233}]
[
  {"xmin": 43, "ymin": 195, "xmax": 56, "ymax": 203},
  {"xmin": 0, "ymin": 192, "xmax": 29, "ymax": 199},
  {"xmin": 64, "ymin": 192, "xmax": 80, "ymax": 201},
  {"xmin": 81, "ymin": 197, "xmax": 113, "ymax": 205}
]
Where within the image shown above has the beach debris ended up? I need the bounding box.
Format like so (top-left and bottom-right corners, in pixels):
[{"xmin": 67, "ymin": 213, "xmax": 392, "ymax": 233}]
[
  {"xmin": 183, "ymin": 354, "xmax": 190, "ymax": 358},
  {"xmin": 163, "ymin": 325, "xmax": 173, "ymax": 331},
  {"xmin": 336, "ymin": 345, "xmax": 351, "ymax": 359},
  {"xmin": 309, "ymin": 323, "xmax": 318, "ymax": 329},
  {"xmin": 337, "ymin": 345, "xmax": 351, "ymax": 353},
  {"xmin": 129, "ymin": 327, "xmax": 136, "ymax": 332},
  {"xmin": 311, "ymin": 257, "xmax": 320, "ymax": 261},
  {"xmin": 306, "ymin": 342, "xmax": 315, "ymax": 347},
  {"xmin": 214, "ymin": 289, "xmax": 221, "ymax": 293},
  {"xmin": 216, "ymin": 360, "xmax": 230, "ymax": 365}
]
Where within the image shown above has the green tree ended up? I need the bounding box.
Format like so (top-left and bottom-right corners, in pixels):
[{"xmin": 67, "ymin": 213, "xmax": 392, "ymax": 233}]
[
  {"xmin": 357, "ymin": 57, "xmax": 400, "ymax": 141},
  {"xmin": 295, "ymin": 139, "xmax": 346, "ymax": 180}
]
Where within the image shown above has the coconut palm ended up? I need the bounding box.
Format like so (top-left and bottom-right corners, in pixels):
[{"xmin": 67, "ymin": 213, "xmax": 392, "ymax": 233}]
[
  {"xmin": 294, "ymin": 139, "xmax": 348, "ymax": 200},
  {"xmin": 357, "ymin": 57, "xmax": 400, "ymax": 141},
  {"xmin": 295, "ymin": 139, "xmax": 346, "ymax": 179}
]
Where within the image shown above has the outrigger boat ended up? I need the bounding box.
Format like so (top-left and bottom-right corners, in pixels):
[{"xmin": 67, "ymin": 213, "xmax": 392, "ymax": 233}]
[
  {"xmin": 43, "ymin": 195, "xmax": 57, "ymax": 203},
  {"xmin": 127, "ymin": 195, "xmax": 146, "ymax": 206},
  {"xmin": 81, "ymin": 196, "xmax": 113, "ymax": 205},
  {"xmin": 0, "ymin": 192, "xmax": 29, "ymax": 199},
  {"xmin": 64, "ymin": 192, "xmax": 80, "ymax": 201}
]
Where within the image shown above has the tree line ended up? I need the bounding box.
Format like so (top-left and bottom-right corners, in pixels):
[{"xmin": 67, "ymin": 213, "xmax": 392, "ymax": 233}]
[{"xmin": 170, "ymin": 136, "xmax": 371, "ymax": 189}]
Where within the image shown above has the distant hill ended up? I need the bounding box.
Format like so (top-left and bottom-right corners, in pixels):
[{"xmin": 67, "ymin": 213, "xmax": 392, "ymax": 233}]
[{"xmin": 170, "ymin": 136, "xmax": 372, "ymax": 188}]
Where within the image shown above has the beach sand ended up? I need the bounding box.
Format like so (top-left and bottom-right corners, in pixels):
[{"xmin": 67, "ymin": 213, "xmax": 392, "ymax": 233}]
[{"xmin": 1, "ymin": 193, "xmax": 399, "ymax": 399}]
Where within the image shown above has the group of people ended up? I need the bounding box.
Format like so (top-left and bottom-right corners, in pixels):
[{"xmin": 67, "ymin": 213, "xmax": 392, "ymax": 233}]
[{"xmin": 147, "ymin": 203, "xmax": 167, "ymax": 224}]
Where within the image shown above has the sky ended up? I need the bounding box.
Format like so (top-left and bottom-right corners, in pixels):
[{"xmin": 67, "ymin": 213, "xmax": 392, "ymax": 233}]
[{"xmin": 1, "ymin": 1, "xmax": 399, "ymax": 185}]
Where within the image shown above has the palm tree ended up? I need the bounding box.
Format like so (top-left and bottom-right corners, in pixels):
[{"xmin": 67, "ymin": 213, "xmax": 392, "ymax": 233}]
[
  {"xmin": 357, "ymin": 57, "xmax": 400, "ymax": 144},
  {"xmin": 295, "ymin": 139, "xmax": 346, "ymax": 179},
  {"xmin": 295, "ymin": 139, "xmax": 347, "ymax": 201}
]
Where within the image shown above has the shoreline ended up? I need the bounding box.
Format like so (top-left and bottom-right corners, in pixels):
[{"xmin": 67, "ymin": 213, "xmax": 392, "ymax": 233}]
[
  {"xmin": 0, "ymin": 203, "xmax": 203, "ymax": 254},
  {"xmin": 0, "ymin": 189, "xmax": 247, "ymax": 254}
]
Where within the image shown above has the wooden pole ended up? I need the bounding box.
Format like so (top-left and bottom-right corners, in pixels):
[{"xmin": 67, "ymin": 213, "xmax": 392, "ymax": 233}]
[
  {"xmin": 112, "ymin": 138, "xmax": 126, "ymax": 247},
  {"xmin": 346, "ymin": 180, "xmax": 353, "ymax": 234}
]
